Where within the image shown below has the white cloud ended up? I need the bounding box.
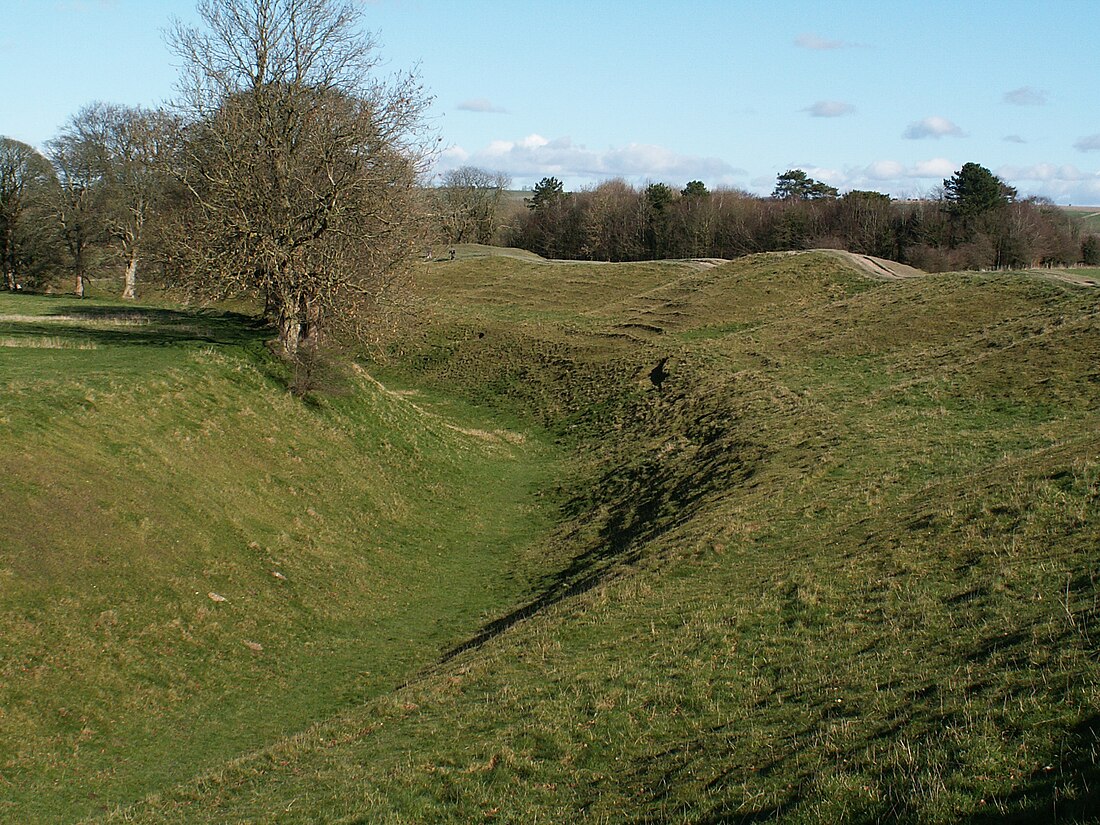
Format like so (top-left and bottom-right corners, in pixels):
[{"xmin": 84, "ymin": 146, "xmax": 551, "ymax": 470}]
[
  {"xmin": 457, "ymin": 98, "xmax": 508, "ymax": 114},
  {"xmin": 841, "ymin": 158, "xmax": 956, "ymax": 186},
  {"xmin": 437, "ymin": 145, "xmax": 470, "ymax": 165},
  {"xmin": 804, "ymin": 100, "xmax": 856, "ymax": 118},
  {"xmin": 903, "ymin": 116, "xmax": 966, "ymax": 140},
  {"xmin": 794, "ymin": 33, "xmax": 854, "ymax": 50},
  {"xmin": 433, "ymin": 134, "xmax": 744, "ymax": 188},
  {"xmin": 910, "ymin": 158, "xmax": 958, "ymax": 177},
  {"xmin": 998, "ymin": 163, "xmax": 1089, "ymax": 182},
  {"xmin": 864, "ymin": 160, "xmax": 904, "ymax": 179},
  {"xmin": 1003, "ymin": 134, "xmax": 1027, "ymax": 144},
  {"xmin": 1074, "ymin": 134, "xmax": 1100, "ymax": 152},
  {"xmin": 1003, "ymin": 86, "xmax": 1047, "ymax": 106},
  {"xmin": 996, "ymin": 164, "xmax": 1100, "ymax": 204}
]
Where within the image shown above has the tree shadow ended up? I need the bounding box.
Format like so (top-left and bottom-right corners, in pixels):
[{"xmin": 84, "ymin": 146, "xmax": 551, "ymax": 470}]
[
  {"xmin": 439, "ymin": 391, "xmax": 766, "ymax": 664},
  {"xmin": 0, "ymin": 300, "xmax": 269, "ymax": 349}
]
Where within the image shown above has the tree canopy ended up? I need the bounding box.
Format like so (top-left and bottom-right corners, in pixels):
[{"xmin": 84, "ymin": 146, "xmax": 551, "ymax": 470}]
[
  {"xmin": 681, "ymin": 180, "xmax": 709, "ymax": 198},
  {"xmin": 943, "ymin": 162, "xmax": 1016, "ymax": 218},
  {"xmin": 772, "ymin": 169, "xmax": 838, "ymax": 201}
]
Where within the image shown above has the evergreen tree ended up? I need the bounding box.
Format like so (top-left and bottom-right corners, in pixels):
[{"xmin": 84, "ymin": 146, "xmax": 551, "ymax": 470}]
[
  {"xmin": 526, "ymin": 176, "xmax": 564, "ymax": 210},
  {"xmin": 942, "ymin": 162, "xmax": 1016, "ymax": 219},
  {"xmin": 772, "ymin": 169, "xmax": 837, "ymax": 201}
]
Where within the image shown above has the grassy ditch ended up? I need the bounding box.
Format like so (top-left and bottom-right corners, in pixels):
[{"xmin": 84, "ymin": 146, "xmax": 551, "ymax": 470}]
[{"xmin": 0, "ymin": 292, "xmax": 563, "ymax": 822}]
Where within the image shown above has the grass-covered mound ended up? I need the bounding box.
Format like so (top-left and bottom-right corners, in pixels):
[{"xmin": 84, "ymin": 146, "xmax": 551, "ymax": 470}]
[
  {"xmin": 0, "ymin": 293, "xmax": 561, "ymax": 822},
  {"xmin": 4, "ymin": 248, "xmax": 1099, "ymax": 823}
]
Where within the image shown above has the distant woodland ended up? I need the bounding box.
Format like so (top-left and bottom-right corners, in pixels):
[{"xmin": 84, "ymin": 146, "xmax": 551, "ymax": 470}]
[
  {"xmin": 490, "ymin": 166, "xmax": 1099, "ymax": 270},
  {"xmin": 5, "ymin": 133, "xmax": 1099, "ymax": 311}
]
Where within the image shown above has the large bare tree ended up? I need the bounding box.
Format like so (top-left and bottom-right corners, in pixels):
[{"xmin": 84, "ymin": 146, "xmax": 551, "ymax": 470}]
[
  {"xmin": 99, "ymin": 105, "xmax": 174, "ymax": 300},
  {"xmin": 435, "ymin": 166, "xmax": 511, "ymax": 245},
  {"xmin": 165, "ymin": 0, "xmax": 431, "ymax": 356},
  {"xmin": 46, "ymin": 114, "xmax": 109, "ymax": 299}
]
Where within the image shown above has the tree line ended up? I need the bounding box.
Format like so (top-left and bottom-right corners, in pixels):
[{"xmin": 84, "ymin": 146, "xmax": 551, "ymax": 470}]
[{"xmin": 498, "ymin": 165, "xmax": 1097, "ymax": 270}]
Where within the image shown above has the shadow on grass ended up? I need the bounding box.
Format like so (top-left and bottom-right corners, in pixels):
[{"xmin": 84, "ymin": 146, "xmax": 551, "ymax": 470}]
[
  {"xmin": 439, "ymin": 389, "xmax": 766, "ymax": 665},
  {"xmin": 0, "ymin": 301, "xmax": 269, "ymax": 348}
]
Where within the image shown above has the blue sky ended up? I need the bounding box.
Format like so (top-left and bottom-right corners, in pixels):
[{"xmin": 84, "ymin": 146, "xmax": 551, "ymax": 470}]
[{"xmin": 2, "ymin": 0, "xmax": 1099, "ymax": 203}]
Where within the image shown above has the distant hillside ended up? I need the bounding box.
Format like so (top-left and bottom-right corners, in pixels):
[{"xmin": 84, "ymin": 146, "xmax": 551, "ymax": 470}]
[{"xmin": 1062, "ymin": 205, "xmax": 1100, "ymax": 233}]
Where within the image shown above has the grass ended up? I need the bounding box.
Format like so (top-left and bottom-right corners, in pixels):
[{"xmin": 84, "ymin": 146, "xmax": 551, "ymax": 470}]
[
  {"xmin": 0, "ymin": 291, "xmax": 564, "ymax": 822},
  {"xmin": 3, "ymin": 250, "xmax": 1100, "ymax": 823}
]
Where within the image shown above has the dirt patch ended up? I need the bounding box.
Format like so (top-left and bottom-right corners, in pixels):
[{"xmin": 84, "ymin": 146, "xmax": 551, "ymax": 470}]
[{"xmin": 811, "ymin": 249, "xmax": 926, "ymax": 280}]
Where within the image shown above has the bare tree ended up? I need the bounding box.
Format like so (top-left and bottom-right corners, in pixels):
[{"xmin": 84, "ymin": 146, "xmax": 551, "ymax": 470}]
[
  {"xmin": 98, "ymin": 105, "xmax": 175, "ymax": 299},
  {"xmin": 435, "ymin": 166, "xmax": 510, "ymax": 244},
  {"xmin": 46, "ymin": 112, "xmax": 110, "ymax": 299},
  {"xmin": 165, "ymin": 0, "xmax": 431, "ymax": 356},
  {"xmin": 0, "ymin": 137, "xmax": 55, "ymax": 291}
]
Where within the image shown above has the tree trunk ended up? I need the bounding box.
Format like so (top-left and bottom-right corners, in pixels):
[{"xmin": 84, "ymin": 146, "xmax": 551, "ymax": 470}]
[
  {"xmin": 121, "ymin": 252, "xmax": 139, "ymax": 300},
  {"xmin": 277, "ymin": 295, "xmax": 302, "ymax": 355},
  {"xmin": 299, "ymin": 296, "xmax": 322, "ymax": 353},
  {"xmin": 3, "ymin": 225, "xmax": 15, "ymax": 290}
]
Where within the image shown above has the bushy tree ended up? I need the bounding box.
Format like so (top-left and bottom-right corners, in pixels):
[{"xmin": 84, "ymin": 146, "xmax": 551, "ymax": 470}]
[
  {"xmin": 681, "ymin": 180, "xmax": 708, "ymax": 198},
  {"xmin": 943, "ymin": 162, "xmax": 1016, "ymax": 219},
  {"xmin": 772, "ymin": 169, "xmax": 837, "ymax": 201},
  {"xmin": 165, "ymin": 0, "xmax": 430, "ymax": 356},
  {"xmin": 1083, "ymin": 235, "xmax": 1100, "ymax": 265},
  {"xmin": 526, "ymin": 176, "xmax": 564, "ymax": 211}
]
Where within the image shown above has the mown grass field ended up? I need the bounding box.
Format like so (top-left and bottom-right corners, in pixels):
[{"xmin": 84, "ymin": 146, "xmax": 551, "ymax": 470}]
[{"xmin": 2, "ymin": 248, "xmax": 1099, "ymax": 823}]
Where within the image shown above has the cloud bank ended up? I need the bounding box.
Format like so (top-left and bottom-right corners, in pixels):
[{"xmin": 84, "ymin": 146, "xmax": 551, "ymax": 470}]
[{"xmin": 435, "ymin": 134, "xmax": 743, "ymax": 188}]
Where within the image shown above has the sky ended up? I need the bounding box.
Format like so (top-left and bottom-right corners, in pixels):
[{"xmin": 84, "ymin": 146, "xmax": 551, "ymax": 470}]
[{"xmin": 2, "ymin": 0, "xmax": 1099, "ymax": 204}]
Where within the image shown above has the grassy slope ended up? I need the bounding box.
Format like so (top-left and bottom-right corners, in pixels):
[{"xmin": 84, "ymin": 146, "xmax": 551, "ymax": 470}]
[
  {"xmin": 0, "ymin": 294, "xmax": 561, "ymax": 822},
  {"xmin": 6, "ymin": 248, "xmax": 1100, "ymax": 823},
  {"xmin": 1062, "ymin": 206, "xmax": 1100, "ymax": 234}
]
